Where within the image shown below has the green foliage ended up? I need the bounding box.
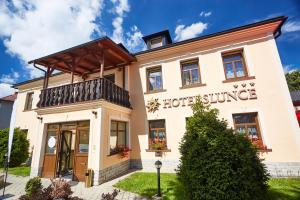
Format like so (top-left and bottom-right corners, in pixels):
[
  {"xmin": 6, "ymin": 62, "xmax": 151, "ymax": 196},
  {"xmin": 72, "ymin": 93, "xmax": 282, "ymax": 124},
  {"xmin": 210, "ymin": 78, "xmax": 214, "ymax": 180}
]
[
  {"xmin": 285, "ymin": 70, "xmax": 300, "ymax": 91},
  {"xmin": 0, "ymin": 128, "xmax": 29, "ymax": 167},
  {"xmin": 177, "ymin": 99, "xmax": 269, "ymax": 200},
  {"xmin": 25, "ymin": 177, "xmax": 42, "ymax": 197}
]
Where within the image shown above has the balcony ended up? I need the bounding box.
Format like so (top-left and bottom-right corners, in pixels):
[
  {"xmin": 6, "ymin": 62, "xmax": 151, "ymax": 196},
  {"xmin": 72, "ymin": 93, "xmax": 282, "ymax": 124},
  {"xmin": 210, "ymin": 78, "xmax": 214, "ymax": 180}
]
[{"xmin": 38, "ymin": 78, "xmax": 130, "ymax": 108}]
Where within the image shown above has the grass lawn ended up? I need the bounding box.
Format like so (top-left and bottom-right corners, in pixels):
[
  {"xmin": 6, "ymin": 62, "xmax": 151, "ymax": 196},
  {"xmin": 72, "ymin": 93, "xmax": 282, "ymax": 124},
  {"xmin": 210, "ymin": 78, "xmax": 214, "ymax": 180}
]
[
  {"xmin": 0, "ymin": 166, "xmax": 30, "ymax": 177},
  {"xmin": 114, "ymin": 172, "xmax": 300, "ymax": 200}
]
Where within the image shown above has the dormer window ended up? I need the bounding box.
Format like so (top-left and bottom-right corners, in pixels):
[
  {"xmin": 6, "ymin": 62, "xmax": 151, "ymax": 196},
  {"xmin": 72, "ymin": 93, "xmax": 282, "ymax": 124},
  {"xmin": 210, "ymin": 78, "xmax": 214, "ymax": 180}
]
[
  {"xmin": 150, "ymin": 37, "xmax": 163, "ymax": 49},
  {"xmin": 143, "ymin": 30, "xmax": 172, "ymax": 50}
]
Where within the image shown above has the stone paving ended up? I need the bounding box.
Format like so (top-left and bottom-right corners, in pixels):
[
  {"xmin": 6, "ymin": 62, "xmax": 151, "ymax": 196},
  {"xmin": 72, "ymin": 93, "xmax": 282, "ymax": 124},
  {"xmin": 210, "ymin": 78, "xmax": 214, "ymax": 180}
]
[{"xmin": 0, "ymin": 171, "xmax": 148, "ymax": 200}]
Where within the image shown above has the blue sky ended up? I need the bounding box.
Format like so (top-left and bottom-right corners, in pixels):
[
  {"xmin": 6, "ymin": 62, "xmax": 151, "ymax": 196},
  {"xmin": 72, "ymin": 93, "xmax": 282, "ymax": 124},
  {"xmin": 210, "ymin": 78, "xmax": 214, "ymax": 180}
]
[{"xmin": 0, "ymin": 0, "xmax": 299, "ymax": 97}]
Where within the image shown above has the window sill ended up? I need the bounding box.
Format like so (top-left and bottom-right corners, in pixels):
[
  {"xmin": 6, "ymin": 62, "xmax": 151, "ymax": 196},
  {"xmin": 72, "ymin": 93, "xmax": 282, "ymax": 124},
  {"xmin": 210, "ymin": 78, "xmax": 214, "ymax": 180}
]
[
  {"xmin": 144, "ymin": 89, "xmax": 167, "ymax": 95},
  {"xmin": 179, "ymin": 83, "xmax": 206, "ymax": 90},
  {"xmin": 222, "ymin": 76, "xmax": 255, "ymax": 83},
  {"xmin": 145, "ymin": 149, "xmax": 171, "ymax": 152},
  {"xmin": 258, "ymin": 148, "xmax": 272, "ymax": 153}
]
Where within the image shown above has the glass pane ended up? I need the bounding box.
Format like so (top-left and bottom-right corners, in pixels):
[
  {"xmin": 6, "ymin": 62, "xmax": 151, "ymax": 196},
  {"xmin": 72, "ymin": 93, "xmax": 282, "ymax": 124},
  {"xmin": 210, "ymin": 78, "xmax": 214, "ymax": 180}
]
[
  {"xmin": 117, "ymin": 131, "xmax": 126, "ymax": 146},
  {"xmin": 182, "ymin": 63, "xmax": 198, "ymax": 71},
  {"xmin": 183, "ymin": 71, "xmax": 190, "ymax": 85},
  {"xmin": 235, "ymin": 61, "xmax": 245, "ymax": 77},
  {"xmin": 150, "ymin": 38, "xmax": 162, "ymax": 48},
  {"xmin": 236, "ymin": 125, "xmax": 246, "ymax": 135},
  {"xmin": 78, "ymin": 121, "xmax": 90, "ymax": 128},
  {"xmin": 156, "ymin": 76, "xmax": 162, "ymax": 89},
  {"xmin": 118, "ymin": 122, "xmax": 126, "ymax": 131},
  {"xmin": 191, "ymin": 69, "xmax": 199, "ymax": 83},
  {"xmin": 148, "ymin": 69, "xmax": 162, "ymax": 90},
  {"xmin": 78, "ymin": 130, "xmax": 89, "ymax": 153},
  {"xmin": 48, "ymin": 124, "xmax": 59, "ymax": 130},
  {"xmin": 248, "ymin": 125, "xmax": 258, "ymax": 139},
  {"xmin": 111, "ymin": 121, "xmax": 117, "ymax": 131},
  {"xmin": 110, "ymin": 130, "xmax": 117, "ymax": 150},
  {"xmin": 223, "ymin": 54, "xmax": 242, "ymax": 62},
  {"xmin": 233, "ymin": 113, "xmax": 256, "ymax": 124},
  {"xmin": 225, "ymin": 63, "xmax": 235, "ymax": 78},
  {"xmin": 46, "ymin": 131, "xmax": 57, "ymax": 154},
  {"xmin": 149, "ymin": 120, "xmax": 165, "ymax": 129}
]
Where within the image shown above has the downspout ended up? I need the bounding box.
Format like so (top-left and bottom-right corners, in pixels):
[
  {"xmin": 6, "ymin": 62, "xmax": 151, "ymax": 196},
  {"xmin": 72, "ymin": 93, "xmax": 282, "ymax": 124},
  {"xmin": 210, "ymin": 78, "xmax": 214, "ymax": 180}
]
[{"xmin": 33, "ymin": 63, "xmax": 47, "ymax": 89}]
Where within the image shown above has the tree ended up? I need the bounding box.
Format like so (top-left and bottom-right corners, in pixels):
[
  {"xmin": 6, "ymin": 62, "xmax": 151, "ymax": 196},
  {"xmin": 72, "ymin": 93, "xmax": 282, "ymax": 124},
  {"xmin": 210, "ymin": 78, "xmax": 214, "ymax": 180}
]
[
  {"xmin": 285, "ymin": 70, "xmax": 300, "ymax": 91},
  {"xmin": 177, "ymin": 99, "xmax": 269, "ymax": 200},
  {"xmin": 0, "ymin": 128, "xmax": 29, "ymax": 167}
]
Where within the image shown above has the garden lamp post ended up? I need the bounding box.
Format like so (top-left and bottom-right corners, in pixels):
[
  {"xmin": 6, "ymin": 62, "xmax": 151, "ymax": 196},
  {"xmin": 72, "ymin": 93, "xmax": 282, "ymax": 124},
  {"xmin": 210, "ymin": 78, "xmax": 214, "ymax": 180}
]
[{"xmin": 155, "ymin": 160, "xmax": 162, "ymax": 197}]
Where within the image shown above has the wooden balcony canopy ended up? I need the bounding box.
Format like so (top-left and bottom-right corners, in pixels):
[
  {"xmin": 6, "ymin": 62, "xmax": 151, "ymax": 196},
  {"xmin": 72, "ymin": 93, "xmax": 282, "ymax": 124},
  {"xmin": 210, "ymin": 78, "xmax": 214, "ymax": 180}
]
[{"xmin": 28, "ymin": 36, "xmax": 136, "ymax": 78}]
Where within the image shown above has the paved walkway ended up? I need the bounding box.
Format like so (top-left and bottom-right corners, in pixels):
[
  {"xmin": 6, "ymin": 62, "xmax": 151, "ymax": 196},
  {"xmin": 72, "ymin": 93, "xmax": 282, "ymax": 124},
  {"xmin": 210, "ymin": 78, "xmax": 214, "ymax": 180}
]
[{"xmin": 0, "ymin": 171, "xmax": 148, "ymax": 200}]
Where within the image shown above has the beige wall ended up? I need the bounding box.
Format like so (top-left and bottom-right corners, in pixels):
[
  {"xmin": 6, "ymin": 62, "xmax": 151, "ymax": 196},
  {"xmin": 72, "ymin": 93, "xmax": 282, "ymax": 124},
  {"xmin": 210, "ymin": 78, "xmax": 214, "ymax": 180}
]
[
  {"xmin": 129, "ymin": 34, "xmax": 300, "ymax": 166},
  {"xmin": 13, "ymin": 29, "xmax": 300, "ymax": 177}
]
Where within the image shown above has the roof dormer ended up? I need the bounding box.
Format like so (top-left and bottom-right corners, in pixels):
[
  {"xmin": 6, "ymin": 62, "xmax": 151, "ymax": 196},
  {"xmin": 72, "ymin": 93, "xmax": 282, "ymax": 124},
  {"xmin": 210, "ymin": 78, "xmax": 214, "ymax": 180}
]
[{"xmin": 142, "ymin": 30, "xmax": 172, "ymax": 50}]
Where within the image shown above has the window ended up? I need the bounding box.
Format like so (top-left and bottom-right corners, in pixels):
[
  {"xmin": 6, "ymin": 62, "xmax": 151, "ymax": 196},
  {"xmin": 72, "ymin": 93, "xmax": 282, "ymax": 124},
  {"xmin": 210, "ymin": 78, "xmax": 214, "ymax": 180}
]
[
  {"xmin": 24, "ymin": 92, "xmax": 34, "ymax": 111},
  {"xmin": 222, "ymin": 50, "xmax": 248, "ymax": 80},
  {"xmin": 104, "ymin": 74, "xmax": 115, "ymax": 83},
  {"xmin": 147, "ymin": 67, "xmax": 163, "ymax": 92},
  {"xmin": 150, "ymin": 37, "xmax": 163, "ymax": 49},
  {"xmin": 78, "ymin": 129, "xmax": 89, "ymax": 153},
  {"xmin": 110, "ymin": 121, "xmax": 127, "ymax": 154},
  {"xmin": 232, "ymin": 113, "xmax": 264, "ymax": 149},
  {"xmin": 181, "ymin": 60, "xmax": 201, "ymax": 86},
  {"xmin": 45, "ymin": 131, "xmax": 57, "ymax": 154},
  {"xmin": 149, "ymin": 120, "xmax": 167, "ymax": 150}
]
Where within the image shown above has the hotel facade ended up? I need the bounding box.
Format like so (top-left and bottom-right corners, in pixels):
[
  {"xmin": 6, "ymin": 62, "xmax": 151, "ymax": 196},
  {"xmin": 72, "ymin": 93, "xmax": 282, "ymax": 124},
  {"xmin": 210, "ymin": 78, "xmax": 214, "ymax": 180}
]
[{"xmin": 13, "ymin": 16, "xmax": 300, "ymax": 185}]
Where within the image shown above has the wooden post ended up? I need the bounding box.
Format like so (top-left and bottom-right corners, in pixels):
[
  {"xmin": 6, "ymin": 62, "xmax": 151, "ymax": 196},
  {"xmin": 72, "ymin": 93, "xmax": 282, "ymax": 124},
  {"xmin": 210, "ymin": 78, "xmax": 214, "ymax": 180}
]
[
  {"xmin": 99, "ymin": 50, "xmax": 104, "ymax": 78},
  {"xmin": 70, "ymin": 57, "xmax": 76, "ymax": 84},
  {"xmin": 122, "ymin": 65, "xmax": 125, "ymax": 88}
]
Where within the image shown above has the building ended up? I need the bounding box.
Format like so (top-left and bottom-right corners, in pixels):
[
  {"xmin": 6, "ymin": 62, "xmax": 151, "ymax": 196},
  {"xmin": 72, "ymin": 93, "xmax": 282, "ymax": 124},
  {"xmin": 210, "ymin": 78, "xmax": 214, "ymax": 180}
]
[
  {"xmin": 0, "ymin": 94, "xmax": 17, "ymax": 129},
  {"xmin": 290, "ymin": 90, "xmax": 300, "ymax": 125},
  {"xmin": 13, "ymin": 16, "xmax": 300, "ymax": 185}
]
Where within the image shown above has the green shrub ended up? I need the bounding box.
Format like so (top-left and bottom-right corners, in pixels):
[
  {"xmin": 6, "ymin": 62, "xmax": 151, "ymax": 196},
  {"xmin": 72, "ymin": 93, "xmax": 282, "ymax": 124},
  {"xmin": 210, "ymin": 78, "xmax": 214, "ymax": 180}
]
[
  {"xmin": 177, "ymin": 99, "xmax": 269, "ymax": 200},
  {"xmin": 25, "ymin": 177, "xmax": 42, "ymax": 197},
  {"xmin": 0, "ymin": 128, "xmax": 29, "ymax": 167}
]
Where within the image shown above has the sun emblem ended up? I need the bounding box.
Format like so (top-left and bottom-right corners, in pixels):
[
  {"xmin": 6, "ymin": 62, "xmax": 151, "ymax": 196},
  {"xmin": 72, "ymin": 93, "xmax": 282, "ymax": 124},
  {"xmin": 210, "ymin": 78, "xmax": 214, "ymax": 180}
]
[{"xmin": 146, "ymin": 98, "xmax": 161, "ymax": 113}]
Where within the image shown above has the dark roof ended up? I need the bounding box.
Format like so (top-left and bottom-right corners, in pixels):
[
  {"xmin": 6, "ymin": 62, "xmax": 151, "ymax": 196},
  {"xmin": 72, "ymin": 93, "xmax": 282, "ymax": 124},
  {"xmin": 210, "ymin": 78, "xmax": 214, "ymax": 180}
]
[
  {"xmin": 290, "ymin": 90, "xmax": 300, "ymax": 103},
  {"xmin": 142, "ymin": 30, "xmax": 172, "ymax": 44},
  {"xmin": 135, "ymin": 16, "xmax": 287, "ymax": 56},
  {"xmin": 0, "ymin": 93, "xmax": 17, "ymax": 102}
]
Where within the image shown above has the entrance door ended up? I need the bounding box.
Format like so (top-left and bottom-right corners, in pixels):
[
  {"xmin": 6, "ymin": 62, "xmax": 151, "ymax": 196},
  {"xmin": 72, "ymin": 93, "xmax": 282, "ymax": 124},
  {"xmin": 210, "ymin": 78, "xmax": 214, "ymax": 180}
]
[
  {"xmin": 57, "ymin": 131, "xmax": 74, "ymax": 177},
  {"xmin": 42, "ymin": 124, "xmax": 59, "ymax": 178},
  {"xmin": 73, "ymin": 127, "xmax": 89, "ymax": 181}
]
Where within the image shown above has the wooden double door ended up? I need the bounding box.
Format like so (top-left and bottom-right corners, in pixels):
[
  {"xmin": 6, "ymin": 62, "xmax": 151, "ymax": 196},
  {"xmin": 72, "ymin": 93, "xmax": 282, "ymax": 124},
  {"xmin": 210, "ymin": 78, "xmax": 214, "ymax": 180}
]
[{"xmin": 42, "ymin": 121, "xmax": 90, "ymax": 181}]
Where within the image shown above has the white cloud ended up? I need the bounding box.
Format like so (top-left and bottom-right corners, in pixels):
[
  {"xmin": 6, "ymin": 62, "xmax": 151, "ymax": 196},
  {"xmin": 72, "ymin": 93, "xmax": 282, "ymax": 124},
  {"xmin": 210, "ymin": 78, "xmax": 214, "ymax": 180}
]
[
  {"xmin": 125, "ymin": 25, "xmax": 144, "ymax": 52},
  {"xmin": 110, "ymin": 0, "xmax": 130, "ymax": 44},
  {"xmin": 0, "ymin": 69, "xmax": 20, "ymax": 84},
  {"xmin": 283, "ymin": 64, "xmax": 298, "ymax": 74},
  {"xmin": 282, "ymin": 21, "xmax": 300, "ymax": 33},
  {"xmin": 0, "ymin": 83, "xmax": 15, "ymax": 98},
  {"xmin": 0, "ymin": 0, "xmax": 104, "ymax": 79},
  {"xmin": 200, "ymin": 11, "xmax": 212, "ymax": 17},
  {"xmin": 174, "ymin": 22, "xmax": 208, "ymax": 41}
]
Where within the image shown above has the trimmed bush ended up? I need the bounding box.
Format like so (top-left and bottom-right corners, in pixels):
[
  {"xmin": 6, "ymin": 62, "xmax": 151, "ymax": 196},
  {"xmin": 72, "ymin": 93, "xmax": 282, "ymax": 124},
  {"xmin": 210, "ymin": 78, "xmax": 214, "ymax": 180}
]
[
  {"xmin": 177, "ymin": 99, "xmax": 269, "ymax": 200},
  {"xmin": 25, "ymin": 177, "xmax": 42, "ymax": 197},
  {"xmin": 0, "ymin": 128, "xmax": 29, "ymax": 167}
]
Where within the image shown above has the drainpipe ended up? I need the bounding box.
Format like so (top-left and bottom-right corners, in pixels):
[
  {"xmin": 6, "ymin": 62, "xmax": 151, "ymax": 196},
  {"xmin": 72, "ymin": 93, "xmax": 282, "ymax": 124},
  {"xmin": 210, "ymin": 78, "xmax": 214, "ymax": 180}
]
[{"xmin": 33, "ymin": 63, "xmax": 47, "ymax": 89}]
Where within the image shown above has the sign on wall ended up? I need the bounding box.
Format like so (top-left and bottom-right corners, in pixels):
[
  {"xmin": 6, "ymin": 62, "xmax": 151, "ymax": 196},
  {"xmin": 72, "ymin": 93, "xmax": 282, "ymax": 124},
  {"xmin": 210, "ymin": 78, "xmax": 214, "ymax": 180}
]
[{"xmin": 146, "ymin": 82, "xmax": 257, "ymax": 113}]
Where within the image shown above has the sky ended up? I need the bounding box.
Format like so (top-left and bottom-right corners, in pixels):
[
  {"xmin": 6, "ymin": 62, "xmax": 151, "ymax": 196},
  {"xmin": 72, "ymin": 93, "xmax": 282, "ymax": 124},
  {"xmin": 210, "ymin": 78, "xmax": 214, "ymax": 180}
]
[{"xmin": 0, "ymin": 0, "xmax": 299, "ymax": 97}]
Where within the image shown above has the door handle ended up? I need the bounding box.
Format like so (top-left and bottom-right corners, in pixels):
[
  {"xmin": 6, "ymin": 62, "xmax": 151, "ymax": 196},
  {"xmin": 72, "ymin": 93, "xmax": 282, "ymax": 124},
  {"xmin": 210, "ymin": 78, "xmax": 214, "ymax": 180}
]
[{"xmin": 80, "ymin": 162, "xmax": 86, "ymax": 166}]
